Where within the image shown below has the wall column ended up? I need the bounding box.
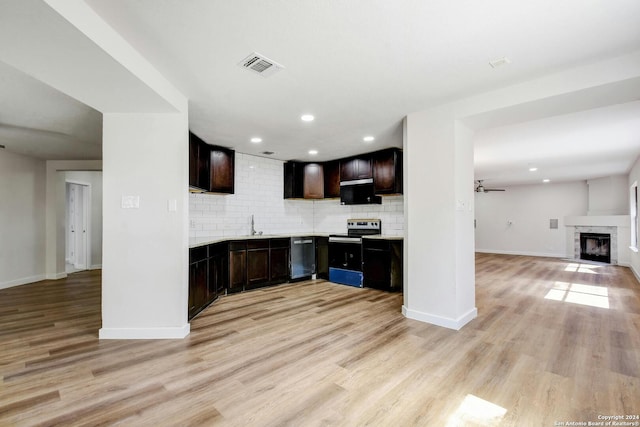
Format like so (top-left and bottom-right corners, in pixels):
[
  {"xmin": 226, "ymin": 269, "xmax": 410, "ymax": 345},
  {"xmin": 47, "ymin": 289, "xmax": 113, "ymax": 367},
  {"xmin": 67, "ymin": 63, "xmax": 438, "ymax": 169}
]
[
  {"xmin": 403, "ymin": 107, "xmax": 477, "ymax": 330},
  {"xmin": 99, "ymin": 112, "xmax": 190, "ymax": 339}
]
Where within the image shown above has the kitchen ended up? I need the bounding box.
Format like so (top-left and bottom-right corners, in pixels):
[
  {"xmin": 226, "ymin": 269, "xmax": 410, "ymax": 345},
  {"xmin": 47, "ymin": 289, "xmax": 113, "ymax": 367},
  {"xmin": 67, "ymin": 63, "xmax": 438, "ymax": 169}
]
[{"xmin": 188, "ymin": 133, "xmax": 404, "ymax": 319}]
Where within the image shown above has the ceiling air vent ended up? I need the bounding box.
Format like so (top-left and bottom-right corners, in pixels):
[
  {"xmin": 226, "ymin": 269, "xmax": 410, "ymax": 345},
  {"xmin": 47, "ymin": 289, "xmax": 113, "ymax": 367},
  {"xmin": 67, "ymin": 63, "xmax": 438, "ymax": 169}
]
[{"xmin": 238, "ymin": 52, "xmax": 284, "ymax": 78}]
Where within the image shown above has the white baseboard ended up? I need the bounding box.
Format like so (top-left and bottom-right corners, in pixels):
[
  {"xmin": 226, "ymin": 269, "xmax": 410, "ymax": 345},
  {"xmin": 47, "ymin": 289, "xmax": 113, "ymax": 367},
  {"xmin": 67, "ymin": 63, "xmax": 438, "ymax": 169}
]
[
  {"xmin": 46, "ymin": 272, "xmax": 67, "ymax": 280},
  {"xmin": 628, "ymin": 264, "xmax": 640, "ymax": 285},
  {"xmin": 99, "ymin": 324, "xmax": 190, "ymax": 340},
  {"xmin": 0, "ymin": 274, "xmax": 46, "ymax": 290},
  {"xmin": 475, "ymin": 249, "xmax": 565, "ymax": 258},
  {"xmin": 402, "ymin": 305, "xmax": 477, "ymax": 331},
  {"xmin": 90, "ymin": 264, "xmax": 102, "ymax": 270}
]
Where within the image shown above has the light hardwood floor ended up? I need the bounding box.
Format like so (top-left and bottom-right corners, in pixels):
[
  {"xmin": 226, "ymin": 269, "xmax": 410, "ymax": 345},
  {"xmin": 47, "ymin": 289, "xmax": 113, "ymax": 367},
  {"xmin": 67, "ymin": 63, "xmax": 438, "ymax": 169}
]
[{"xmin": 1, "ymin": 254, "xmax": 639, "ymax": 426}]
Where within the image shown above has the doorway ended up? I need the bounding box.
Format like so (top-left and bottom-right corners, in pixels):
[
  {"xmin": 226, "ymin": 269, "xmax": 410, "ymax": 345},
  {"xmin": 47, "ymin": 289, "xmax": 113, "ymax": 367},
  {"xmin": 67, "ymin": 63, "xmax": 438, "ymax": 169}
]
[{"xmin": 65, "ymin": 181, "xmax": 91, "ymax": 273}]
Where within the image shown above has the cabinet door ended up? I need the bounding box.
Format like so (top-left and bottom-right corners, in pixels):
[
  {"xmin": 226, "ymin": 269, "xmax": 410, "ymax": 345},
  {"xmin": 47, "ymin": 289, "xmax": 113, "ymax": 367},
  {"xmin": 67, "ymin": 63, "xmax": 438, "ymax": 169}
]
[
  {"xmin": 189, "ymin": 259, "xmax": 208, "ymax": 319},
  {"xmin": 284, "ymin": 162, "xmax": 304, "ymax": 199},
  {"xmin": 303, "ymin": 163, "xmax": 324, "ymax": 199},
  {"xmin": 189, "ymin": 132, "xmax": 210, "ymax": 191},
  {"xmin": 270, "ymin": 246, "xmax": 290, "ymax": 284},
  {"xmin": 247, "ymin": 249, "xmax": 270, "ymax": 288},
  {"xmin": 340, "ymin": 156, "xmax": 372, "ymax": 181},
  {"xmin": 323, "ymin": 161, "xmax": 340, "ymax": 198},
  {"xmin": 208, "ymin": 249, "xmax": 228, "ymax": 302},
  {"xmin": 189, "ymin": 134, "xmax": 198, "ymax": 187},
  {"xmin": 362, "ymin": 243, "xmax": 391, "ymax": 290},
  {"xmin": 228, "ymin": 250, "xmax": 246, "ymax": 293},
  {"xmin": 316, "ymin": 237, "xmax": 329, "ymax": 279},
  {"xmin": 210, "ymin": 148, "xmax": 234, "ymax": 194},
  {"xmin": 212, "ymin": 252, "xmax": 228, "ymax": 296},
  {"xmin": 373, "ymin": 148, "xmax": 402, "ymax": 194}
]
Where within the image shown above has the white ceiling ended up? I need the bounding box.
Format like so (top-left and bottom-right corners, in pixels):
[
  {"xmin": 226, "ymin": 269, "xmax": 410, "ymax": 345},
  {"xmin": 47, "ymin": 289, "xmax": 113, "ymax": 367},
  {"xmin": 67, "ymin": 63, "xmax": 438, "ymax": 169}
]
[
  {"xmin": 0, "ymin": 60, "xmax": 101, "ymax": 160},
  {"xmin": 1, "ymin": 0, "xmax": 640, "ymax": 184}
]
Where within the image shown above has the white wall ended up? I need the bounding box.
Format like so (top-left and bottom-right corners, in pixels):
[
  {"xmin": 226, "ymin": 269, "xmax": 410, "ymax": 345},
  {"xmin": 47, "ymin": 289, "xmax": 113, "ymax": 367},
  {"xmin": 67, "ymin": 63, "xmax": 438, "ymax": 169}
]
[
  {"xmin": 587, "ymin": 175, "xmax": 628, "ymax": 215},
  {"xmin": 65, "ymin": 171, "xmax": 103, "ymax": 268},
  {"xmin": 190, "ymin": 152, "xmax": 405, "ymax": 239},
  {"xmin": 0, "ymin": 149, "xmax": 46, "ymax": 289},
  {"xmin": 629, "ymin": 155, "xmax": 640, "ymax": 281},
  {"xmin": 475, "ymin": 181, "xmax": 588, "ymax": 257}
]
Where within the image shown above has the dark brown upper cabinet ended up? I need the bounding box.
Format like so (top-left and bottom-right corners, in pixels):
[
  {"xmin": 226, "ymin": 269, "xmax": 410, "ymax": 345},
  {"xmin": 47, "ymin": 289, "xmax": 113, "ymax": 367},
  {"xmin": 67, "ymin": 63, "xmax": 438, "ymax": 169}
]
[
  {"xmin": 189, "ymin": 132, "xmax": 210, "ymax": 191},
  {"xmin": 303, "ymin": 163, "xmax": 324, "ymax": 199},
  {"xmin": 340, "ymin": 155, "xmax": 372, "ymax": 181},
  {"xmin": 209, "ymin": 146, "xmax": 235, "ymax": 194},
  {"xmin": 323, "ymin": 160, "xmax": 340, "ymax": 198},
  {"xmin": 284, "ymin": 161, "xmax": 325, "ymax": 199},
  {"xmin": 284, "ymin": 161, "xmax": 304, "ymax": 199},
  {"xmin": 188, "ymin": 131, "xmax": 235, "ymax": 194},
  {"xmin": 373, "ymin": 148, "xmax": 403, "ymax": 194},
  {"xmin": 284, "ymin": 148, "xmax": 402, "ymax": 200}
]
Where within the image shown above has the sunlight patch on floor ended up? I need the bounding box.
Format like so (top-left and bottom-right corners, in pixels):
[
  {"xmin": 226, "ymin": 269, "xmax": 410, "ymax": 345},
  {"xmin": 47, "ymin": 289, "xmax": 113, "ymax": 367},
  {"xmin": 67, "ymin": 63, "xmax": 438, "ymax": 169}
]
[
  {"xmin": 564, "ymin": 263, "xmax": 600, "ymax": 274},
  {"xmin": 544, "ymin": 281, "xmax": 609, "ymax": 309},
  {"xmin": 446, "ymin": 394, "xmax": 507, "ymax": 427}
]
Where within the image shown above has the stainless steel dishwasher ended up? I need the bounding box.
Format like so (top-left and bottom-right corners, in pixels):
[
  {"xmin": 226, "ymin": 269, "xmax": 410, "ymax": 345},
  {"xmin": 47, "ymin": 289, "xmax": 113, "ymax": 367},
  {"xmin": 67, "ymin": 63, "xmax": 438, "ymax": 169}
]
[{"xmin": 290, "ymin": 237, "xmax": 316, "ymax": 280}]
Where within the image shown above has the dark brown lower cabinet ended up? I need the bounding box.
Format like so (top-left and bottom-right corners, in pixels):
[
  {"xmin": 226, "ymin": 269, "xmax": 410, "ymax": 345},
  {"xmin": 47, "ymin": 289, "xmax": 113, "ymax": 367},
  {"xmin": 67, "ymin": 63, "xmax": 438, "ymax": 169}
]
[
  {"xmin": 362, "ymin": 239, "xmax": 403, "ymax": 292},
  {"xmin": 247, "ymin": 240, "xmax": 270, "ymax": 289},
  {"xmin": 189, "ymin": 246, "xmax": 208, "ymax": 319},
  {"xmin": 315, "ymin": 236, "xmax": 329, "ymax": 279},
  {"xmin": 228, "ymin": 241, "xmax": 247, "ymax": 293},
  {"xmin": 270, "ymin": 238, "xmax": 290, "ymax": 284},
  {"xmin": 208, "ymin": 242, "xmax": 228, "ymax": 298}
]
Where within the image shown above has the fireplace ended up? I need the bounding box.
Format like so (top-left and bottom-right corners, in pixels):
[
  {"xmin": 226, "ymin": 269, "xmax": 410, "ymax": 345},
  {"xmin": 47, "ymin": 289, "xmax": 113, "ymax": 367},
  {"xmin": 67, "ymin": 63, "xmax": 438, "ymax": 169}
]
[{"xmin": 579, "ymin": 233, "xmax": 611, "ymax": 264}]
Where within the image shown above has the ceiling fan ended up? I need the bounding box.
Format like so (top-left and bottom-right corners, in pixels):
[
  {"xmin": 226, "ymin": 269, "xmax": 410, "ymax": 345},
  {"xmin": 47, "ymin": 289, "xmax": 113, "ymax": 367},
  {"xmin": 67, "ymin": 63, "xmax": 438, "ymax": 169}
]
[{"xmin": 475, "ymin": 180, "xmax": 505, "ymax": 193}]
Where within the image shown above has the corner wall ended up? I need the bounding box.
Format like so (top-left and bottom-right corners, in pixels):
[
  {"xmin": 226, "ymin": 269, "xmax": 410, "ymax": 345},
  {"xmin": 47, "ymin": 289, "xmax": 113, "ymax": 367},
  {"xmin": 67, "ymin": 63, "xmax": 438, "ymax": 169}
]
[
  {"xmin": 0, "ymin": 149, "xmax": 46, "ymax": 288},
  {"xmin": 628, "ymin": 155, "xmax": 640, "ymax": 282},
  {"xmin": 475, "ymin": 181, "xmax": 589, "ymax": 257}
]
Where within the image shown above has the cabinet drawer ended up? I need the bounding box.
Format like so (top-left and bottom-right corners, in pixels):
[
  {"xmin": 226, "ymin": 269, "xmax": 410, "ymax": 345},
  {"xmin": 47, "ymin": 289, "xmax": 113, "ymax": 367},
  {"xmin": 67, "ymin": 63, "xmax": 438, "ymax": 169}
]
[
  {"xmin": 229, "ymin": 241, "xmax": 247, "ymax": 251},
  {"xmin": 189, "ymin": 246, "xmax": 208, "ymax": 263},
  {"xmin": 247, "ymin": 240, "xmax": 269, "ymax": 250},
  {"xmin": 362, "ymin": 239, "xmax": 390, "ymax": 251},
  {"xmin": 270, "ymin": 238, "xmax": 290, "ymax": 249}
]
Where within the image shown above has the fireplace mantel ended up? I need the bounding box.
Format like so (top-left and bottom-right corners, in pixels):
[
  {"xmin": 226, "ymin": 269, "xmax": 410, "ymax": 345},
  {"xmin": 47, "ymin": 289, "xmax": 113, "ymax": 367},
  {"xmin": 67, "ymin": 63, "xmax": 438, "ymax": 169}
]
[{"xmin": 565, "ymin": 215, "xmax": 629, "ymax": 227}]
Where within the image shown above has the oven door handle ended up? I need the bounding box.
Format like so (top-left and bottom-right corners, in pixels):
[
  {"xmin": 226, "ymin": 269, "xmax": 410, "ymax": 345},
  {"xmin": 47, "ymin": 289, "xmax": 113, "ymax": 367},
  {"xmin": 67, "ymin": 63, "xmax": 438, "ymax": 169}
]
[{"xmin": 329, "ymin": 237, "xmax": 362, "ymax": 243}]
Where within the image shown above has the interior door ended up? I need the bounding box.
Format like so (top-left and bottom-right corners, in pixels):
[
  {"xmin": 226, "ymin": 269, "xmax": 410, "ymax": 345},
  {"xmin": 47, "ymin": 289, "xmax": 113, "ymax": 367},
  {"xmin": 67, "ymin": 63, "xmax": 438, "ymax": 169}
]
[{"xmin": 66, "ymin": 182, "xmax": 90, "ymax": 271}]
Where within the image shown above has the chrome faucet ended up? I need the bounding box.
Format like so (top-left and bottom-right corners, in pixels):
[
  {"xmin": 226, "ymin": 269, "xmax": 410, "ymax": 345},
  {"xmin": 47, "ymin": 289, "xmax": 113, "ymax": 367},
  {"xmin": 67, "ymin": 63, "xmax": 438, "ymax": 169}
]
[{"xmin": 251, "ymin": 214, "xmax": 263, "ymax": 236}]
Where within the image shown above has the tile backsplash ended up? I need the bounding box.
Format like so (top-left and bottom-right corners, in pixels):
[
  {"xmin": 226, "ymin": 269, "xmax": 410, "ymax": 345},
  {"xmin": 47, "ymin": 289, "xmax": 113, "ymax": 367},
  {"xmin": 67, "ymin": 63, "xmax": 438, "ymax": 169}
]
[{"xmin": 189, "ymin": 153, "xmax": 404, "ymax": 238}]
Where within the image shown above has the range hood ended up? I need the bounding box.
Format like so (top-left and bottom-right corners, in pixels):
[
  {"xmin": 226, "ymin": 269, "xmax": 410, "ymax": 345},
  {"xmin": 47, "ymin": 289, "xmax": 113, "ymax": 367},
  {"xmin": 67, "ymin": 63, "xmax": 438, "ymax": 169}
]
[{"xmin": 340, "ymin": 179, "xmax": 382, "ymax": 205}]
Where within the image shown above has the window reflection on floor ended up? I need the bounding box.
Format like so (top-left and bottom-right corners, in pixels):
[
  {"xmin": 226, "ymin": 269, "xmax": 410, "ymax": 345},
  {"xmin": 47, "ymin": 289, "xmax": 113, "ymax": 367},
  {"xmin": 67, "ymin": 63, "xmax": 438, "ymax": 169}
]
[
  {"xmin": 544, "ymin": 280, "xmax": 609, "ymax": 309},
  {"xmin": 564, "ymin": 263, "xmax": 601, "ymax": 274},
  {"xmin": 446, "ymin": 394, "xmax": 507, "ymax": 427}
]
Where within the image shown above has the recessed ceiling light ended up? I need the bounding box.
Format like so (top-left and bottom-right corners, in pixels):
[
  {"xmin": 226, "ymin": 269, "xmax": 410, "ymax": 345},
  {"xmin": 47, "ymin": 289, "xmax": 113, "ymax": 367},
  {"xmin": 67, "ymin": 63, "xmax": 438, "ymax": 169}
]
[
  {"xmin": 363, "ymin": 136, "xmax": 375, "ymax": 142},
  {"xmin": 529, "ymin": 167, "xmax": 538, "ymax": 172},
  {"xmin": 301, "ymin": 114, "xmax": 314, "ymax": 122},
  {"xmin": 308, "ymin": 149, "xmax": 318, "ymax": 155},
  {"xmin": 250, "ymin": 137, "xmax": 262, "ymax": 143},
  {"xmin": 543, "ymin": 179, "xmax": 550, "ymax": 183}
]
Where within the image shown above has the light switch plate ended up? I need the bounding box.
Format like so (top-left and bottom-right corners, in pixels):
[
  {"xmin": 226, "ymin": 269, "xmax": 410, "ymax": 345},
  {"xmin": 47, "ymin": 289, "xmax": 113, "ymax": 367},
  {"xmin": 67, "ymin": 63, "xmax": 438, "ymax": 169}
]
[
  {"xmin": 122, "ymin": 195, "xmax": 140, "ymax": 209},
  {"xmin": 168, "ymin": 199, "xmax": 177, "ymax": 212}
]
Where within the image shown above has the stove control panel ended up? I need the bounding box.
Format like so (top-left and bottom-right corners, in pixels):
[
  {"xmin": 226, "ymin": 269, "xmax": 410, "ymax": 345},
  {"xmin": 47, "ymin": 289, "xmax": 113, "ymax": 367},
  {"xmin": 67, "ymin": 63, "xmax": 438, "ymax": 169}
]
[{"xmin": 347, "ymin": 219, "xmax": 381, "ymax": 232}]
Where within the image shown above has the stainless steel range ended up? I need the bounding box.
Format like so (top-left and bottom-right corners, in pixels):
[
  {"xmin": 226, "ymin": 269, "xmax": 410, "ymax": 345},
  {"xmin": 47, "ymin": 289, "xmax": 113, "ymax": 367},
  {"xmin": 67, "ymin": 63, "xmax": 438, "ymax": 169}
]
[{"xmin": 328, "ymin": 219, "xmax": 381, "ymax": 287}]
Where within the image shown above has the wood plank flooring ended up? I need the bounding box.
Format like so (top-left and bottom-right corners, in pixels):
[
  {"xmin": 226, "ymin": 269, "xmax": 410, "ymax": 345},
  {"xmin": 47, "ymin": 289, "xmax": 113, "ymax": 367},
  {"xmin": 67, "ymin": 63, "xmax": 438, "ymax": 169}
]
[{"xmin": 1, "ymin": 254, "xmax": 639, "ymax": 426}]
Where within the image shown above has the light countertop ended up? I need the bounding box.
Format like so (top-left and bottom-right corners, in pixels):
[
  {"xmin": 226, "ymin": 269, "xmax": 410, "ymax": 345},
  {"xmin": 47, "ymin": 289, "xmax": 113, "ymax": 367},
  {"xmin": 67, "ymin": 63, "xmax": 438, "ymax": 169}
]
[{"xmin": 189, "ymin": 233, "xmax": 403, "ymax": 248}]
